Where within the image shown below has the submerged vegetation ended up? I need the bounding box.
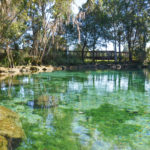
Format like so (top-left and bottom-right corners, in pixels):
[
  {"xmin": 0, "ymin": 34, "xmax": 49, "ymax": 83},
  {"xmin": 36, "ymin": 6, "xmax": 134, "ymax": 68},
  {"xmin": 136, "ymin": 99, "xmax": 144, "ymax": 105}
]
[
  {"xmin": 85, "ymin": 103, "xmax": 141, "ymax": 138},
  {"xmin": 0, "ymin": 70, "xmax": 150, "ymax": 149}
]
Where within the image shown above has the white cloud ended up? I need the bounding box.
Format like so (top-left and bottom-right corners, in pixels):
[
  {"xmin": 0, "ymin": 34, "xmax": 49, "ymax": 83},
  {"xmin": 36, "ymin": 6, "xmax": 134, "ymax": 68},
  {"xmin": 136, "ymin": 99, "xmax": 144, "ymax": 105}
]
[{"xmin": 72, "ymin": 0, "xmax": 87, "ymax": 14}]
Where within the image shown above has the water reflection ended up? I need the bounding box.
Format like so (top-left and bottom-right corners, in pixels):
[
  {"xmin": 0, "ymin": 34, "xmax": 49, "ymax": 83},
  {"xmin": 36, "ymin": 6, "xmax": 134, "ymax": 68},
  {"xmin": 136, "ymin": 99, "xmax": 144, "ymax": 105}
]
[
  {"xmin": 1, "ymin": 70, "xmax": 150, "ymax": 101},
  {"xmin": 0, "ymin": 69, "xmax": 150, "ymax": 150},
  {"xmin": 28, "ymin": 95, "xmax": 59, "ymax": 109}
]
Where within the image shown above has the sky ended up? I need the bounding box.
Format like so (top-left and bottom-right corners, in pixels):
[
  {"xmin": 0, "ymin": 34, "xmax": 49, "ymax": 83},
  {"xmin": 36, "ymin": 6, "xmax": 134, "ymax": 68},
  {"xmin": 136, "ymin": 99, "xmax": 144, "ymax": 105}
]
[{"xmin": 72, "ymin": 0, "xmax": 87, "ymax": 14}]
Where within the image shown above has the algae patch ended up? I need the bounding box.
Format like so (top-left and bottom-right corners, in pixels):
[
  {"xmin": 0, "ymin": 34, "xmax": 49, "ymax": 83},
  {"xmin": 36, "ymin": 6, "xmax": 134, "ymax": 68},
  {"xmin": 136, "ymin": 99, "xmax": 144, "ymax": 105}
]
[
  {"xmin": 84, "ymin": 104, "xmax": 141, "ymax": 140},
  {"xmin": 0, "ymin": 106, "xmax": 25, "ymax": 150},
  {"xmin": 0, "ymin": 136, "xmax": 7, "ymax": 150}
]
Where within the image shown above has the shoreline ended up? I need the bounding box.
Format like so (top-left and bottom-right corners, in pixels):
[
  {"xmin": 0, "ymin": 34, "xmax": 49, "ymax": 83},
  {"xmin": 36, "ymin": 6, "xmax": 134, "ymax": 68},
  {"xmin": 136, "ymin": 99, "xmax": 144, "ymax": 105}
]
[
  {"xmin": 0, "ymin": 64, "xmax": 149, "ymax": 81},
  {"xmin": 0, "ymin": 65, "xmax": 62, "ymax": 81}
]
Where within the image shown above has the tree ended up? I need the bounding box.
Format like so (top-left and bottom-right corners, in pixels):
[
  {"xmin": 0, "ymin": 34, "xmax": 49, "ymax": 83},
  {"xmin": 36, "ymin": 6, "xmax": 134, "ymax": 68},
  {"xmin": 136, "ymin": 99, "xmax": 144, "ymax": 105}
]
[
  {"xmin": 28, "ymin": 0, "xmax": 75, "ymax": 65},
  {"xmin": 0, "ymin": 0, "xmax": 29, "ymax": 67},
  {"xmin": 66, "ymin": 0, "xmax": 110, "ymax": 63},
  {"xmin": 0, "ymin": 0, "xmax": 75, "ymax": 66},
  {"xmin": 121, "ymin": 0, "xmax": 150, "ymax": 62}
]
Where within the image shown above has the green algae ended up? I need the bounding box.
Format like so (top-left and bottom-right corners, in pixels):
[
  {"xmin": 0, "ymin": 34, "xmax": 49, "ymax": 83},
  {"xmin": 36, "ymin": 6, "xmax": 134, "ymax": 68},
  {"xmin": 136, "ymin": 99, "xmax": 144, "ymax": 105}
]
[
  {"xmin": 84, "ymin": 103, "xmax": 141, "ymax": 138},
  {"xmin": 18, "ymin": 109, "xmax": 84, "ymax": 150},
  {"xmin": 0, "ymin": 69, "xmax": 150, "ymax": 150}
]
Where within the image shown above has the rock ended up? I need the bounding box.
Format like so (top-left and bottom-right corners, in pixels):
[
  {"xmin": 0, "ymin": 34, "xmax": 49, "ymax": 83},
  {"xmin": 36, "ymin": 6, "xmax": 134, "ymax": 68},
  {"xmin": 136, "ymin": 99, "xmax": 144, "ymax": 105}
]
[
  {"xmin": 0, "ymin": 118, "xmax": 25, "ymax": 139},
  {"xmin": 30, "ymin": 66, "xmax": 39, "ymax": 72},
  {"xmin": 116, "ymin": 64, "xmax": 122, "ymax": 70},
  {"xmin": 62, "ymin": 66, "xmax": 66, "ymax": 70},
  {"xmin": 0, "ymin": 70, "xmax": 7, "ymax": 74},
  {"xmin": 8, "ymin": 68, "xmax": 20, "ymax": 74},
  {"xmin": 53, "ymin": 67, "xmax": 62, "ymax": 71},
  {"xmin": 0, "ymin": 65, "xmax": 55, "ymax": 78},
  {"xmin": 0, "ymin": 106, "xmax": 18, "ymax": 120},
  {"xmin": 0, "ymin": 136, "xmax": 7, "ymax": 150},
  {"xmin": 57, "ymin": 67, "xmax": 63, "ymax": 71},
  {"xmin": 0, "ymin": 106, "xmax": 25, "ymax": 150},
  {"xmin": 42, "ymin": 68, "xmax": 47, "ymax": 71},
  {"xmin": 0, "ymin": 106, "xmax": 25, "ymax": 139},
  {"xmin": 45, "ymin": 66, "xmax": 54, "ymax": 72},
  {"xmin": 0, "ymin": 68, "xmax": 8, "ymax": 74},
  {"xmin": 20, "ymin": 67, "xmax": 28, "ymax": 73}
]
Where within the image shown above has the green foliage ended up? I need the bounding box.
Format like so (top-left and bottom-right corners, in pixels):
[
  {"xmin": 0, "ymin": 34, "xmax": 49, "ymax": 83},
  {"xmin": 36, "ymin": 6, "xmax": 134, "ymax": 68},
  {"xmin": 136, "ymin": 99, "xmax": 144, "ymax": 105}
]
[
  {"xmin": 133, "ymin": 48, "xmax": 146, "ymax": 63},
  {"xmin": 145, "ymin": 47, "xmax": 150, "ymax": 64},
  {"xmin": 53, "ymin": 0, "xmax": 73, "ymax": 17},
  {"xmin": 0, "ymin": 53, "xmax": 9, "ymax": 67},
  {"xmin": 0, "ymin": 0, "xmax": 149, "ymax": 66},
  {"xmin": 44, "ymin": 50, "xmax": 83, "ymax": 66},
  {"xmin": 0, "ymin": 0, "xmax": 29, "ymax": 43}
]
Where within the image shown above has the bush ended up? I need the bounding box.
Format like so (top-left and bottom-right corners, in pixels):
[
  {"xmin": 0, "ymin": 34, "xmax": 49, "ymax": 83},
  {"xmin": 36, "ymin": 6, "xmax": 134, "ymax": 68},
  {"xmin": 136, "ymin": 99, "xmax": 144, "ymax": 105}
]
[{"xmin": 43, "ymin": 50, "xmax": 83, "ymax": 66}]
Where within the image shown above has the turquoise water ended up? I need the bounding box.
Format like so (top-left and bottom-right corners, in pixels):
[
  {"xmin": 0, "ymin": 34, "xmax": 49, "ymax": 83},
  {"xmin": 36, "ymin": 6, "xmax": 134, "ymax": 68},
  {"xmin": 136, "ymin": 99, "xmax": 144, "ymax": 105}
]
[{"xmin": 0, "ymin": 69, "xmax": 150, "ymax": 150}]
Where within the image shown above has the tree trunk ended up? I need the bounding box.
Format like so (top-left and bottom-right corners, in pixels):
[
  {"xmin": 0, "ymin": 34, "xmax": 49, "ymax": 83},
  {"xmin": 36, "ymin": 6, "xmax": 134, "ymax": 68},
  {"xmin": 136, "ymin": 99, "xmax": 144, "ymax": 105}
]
[
  {"xmin": 92, "ymin": 39, "xmax": 96, "ymax": 64},
  {"xmin": 114, "ymin": 39, "xmax": 117, "ymax": 63},
  {"xmin": 118, "ymin": 36, "xmax": 121, "ymax": 62},
  {"xmin": 128, "ymin": 40, "xmax": 132, "ymax": 62},
  {"xmin": 6, "ymin": 45, "xmax": 14, "ymax": 68},
  {"xmin": 92, "ymin": 47, "xmax": 95, "ymax": 64},
  {"xmin": 81, "ymin": 41, "xmax": 86, "ymax": 63}
]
